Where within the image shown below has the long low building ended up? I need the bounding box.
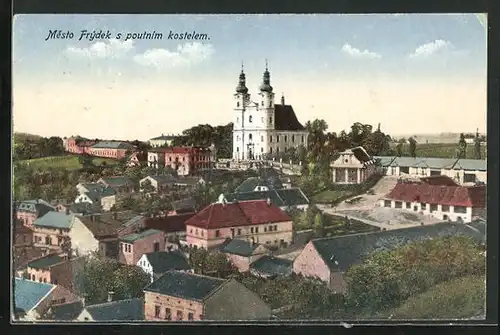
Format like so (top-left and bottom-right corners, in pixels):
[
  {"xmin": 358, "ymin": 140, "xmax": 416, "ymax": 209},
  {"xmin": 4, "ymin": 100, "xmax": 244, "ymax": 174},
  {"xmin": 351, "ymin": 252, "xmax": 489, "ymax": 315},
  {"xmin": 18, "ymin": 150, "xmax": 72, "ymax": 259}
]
[{"xmin": 375, "ymin": 156, "xmax": 487, "ymax": 185}]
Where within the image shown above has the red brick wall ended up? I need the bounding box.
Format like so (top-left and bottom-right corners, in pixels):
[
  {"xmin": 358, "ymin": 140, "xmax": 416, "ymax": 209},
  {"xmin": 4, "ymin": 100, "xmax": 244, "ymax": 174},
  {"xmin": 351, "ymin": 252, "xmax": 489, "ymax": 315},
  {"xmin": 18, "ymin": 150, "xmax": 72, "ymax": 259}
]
[{"xmin": 144, "ymin": 291, "xmax": 204, "ymax": 321}]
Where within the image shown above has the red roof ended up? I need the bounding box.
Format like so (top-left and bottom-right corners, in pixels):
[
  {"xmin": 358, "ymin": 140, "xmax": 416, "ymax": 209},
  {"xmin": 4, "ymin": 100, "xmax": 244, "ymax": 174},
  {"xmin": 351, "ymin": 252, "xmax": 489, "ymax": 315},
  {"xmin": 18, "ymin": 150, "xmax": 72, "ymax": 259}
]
[
  {"xmin": 385, "ymin": 183, "xmax": 486, "ymax": 207},
  {"xmin": 144, "ymin": 212, "xmax": 196, "ymax": 233},
  {"xmin": 420, "ymin": 175, "xmax": 459, "ymax": 186},
  {"xmin": 185, "ymin": 200, "xmax": 292, "ymax": 229}
]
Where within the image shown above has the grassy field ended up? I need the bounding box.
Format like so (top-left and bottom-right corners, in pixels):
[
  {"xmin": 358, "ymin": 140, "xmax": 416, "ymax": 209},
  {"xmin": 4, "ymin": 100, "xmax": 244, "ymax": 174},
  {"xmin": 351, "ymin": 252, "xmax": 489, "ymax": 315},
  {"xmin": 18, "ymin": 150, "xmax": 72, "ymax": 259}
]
[
  {"xmin": 19, "ymin": 155, "xmax": 118, "ymax": 170},
  {"xmin": 391, "ymin": 143, "xmax": 487, "ymax": 159},
  {"xmin": 382, "ymin": 275, "xmax": 485, "ymax": 320},
  {"xmin": 311, "ymin": 189, "xmax": 354, "ymax": 203}
]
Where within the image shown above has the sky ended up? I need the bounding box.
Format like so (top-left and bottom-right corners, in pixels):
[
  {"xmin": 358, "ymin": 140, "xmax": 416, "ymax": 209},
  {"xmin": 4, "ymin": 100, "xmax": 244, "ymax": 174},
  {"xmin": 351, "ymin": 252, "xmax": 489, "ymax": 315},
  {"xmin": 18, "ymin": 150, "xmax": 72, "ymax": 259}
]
[{"xmin": 13, "ymin": 14, "xmax": 487, "ymax": 141}]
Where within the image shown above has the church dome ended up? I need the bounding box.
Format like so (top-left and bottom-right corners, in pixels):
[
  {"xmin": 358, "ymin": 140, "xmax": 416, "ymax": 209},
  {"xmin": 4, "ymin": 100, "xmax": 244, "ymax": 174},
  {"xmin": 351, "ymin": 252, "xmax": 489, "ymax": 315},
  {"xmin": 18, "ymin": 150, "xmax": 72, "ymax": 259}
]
[
  {"xmin": 236, "ymin": 71, "xmax": 249, "ymax": 94},
  {"xmin": 259, "ymin": 68, "xmax": 273, "ymax": 93}
]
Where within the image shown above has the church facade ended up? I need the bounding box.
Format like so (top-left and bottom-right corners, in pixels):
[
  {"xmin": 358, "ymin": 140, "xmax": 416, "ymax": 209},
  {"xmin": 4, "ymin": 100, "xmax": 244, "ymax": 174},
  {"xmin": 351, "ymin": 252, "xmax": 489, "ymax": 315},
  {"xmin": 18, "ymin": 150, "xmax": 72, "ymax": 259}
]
[{"xmin": 232, "ymin": 65, "xmax": 309, "ymax": 161}]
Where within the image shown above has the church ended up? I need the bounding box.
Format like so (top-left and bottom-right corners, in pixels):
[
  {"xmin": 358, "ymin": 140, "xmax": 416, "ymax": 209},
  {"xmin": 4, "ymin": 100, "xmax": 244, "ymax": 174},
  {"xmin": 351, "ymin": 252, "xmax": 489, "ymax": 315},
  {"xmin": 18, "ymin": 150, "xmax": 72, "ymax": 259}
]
[{"xmin": 232, "ymin": 64, "xmax": 309, "ymax": 161}]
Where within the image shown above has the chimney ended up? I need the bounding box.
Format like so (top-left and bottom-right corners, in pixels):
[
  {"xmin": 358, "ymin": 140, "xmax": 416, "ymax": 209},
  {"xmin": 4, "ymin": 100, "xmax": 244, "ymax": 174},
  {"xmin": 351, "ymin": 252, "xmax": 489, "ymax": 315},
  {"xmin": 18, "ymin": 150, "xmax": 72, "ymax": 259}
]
[
  {"xmin": 266, "ymin": 197, "xmax": 271, "ymax": 206},
  {"xmin": 107, "ymin": 291, "xmax": 114, "ymax": 302},
  {"xmin": 281, "ymin": 94, "xmax": 285, "ymax": 105}
]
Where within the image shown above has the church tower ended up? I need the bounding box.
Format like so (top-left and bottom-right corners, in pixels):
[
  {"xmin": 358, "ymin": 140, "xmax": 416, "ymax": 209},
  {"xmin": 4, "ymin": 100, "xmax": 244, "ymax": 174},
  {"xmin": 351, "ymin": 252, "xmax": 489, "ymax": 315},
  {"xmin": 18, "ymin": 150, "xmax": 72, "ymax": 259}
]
[
  {"xmin": 232, "ymin": 64, "xmax": 249, "ymax": 160},
  {"xmin": 258, "ymin": 61, "xmax": 275, "ymax": 130}
]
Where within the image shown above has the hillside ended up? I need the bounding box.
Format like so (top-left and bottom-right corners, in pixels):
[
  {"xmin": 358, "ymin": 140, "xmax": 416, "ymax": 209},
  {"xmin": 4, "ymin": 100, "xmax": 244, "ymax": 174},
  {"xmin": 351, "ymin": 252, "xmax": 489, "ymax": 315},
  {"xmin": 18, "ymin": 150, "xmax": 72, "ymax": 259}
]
[
  {"xmin": 383, "ymin": 275, "xmax": 485, "ymax": 320},
  {"xmin": 13, "ymin": 132, "xmax": 43, "ymax": 141}
]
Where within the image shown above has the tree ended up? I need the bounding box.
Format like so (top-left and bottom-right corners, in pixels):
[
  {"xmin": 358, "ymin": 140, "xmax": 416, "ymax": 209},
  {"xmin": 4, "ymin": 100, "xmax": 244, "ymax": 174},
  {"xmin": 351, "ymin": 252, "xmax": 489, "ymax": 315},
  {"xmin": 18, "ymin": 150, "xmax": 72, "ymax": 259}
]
[
  {"xmin": 473, "ymin": 130, "xmax": 482, "ymax": 160},
  {"xmin": 188, "ymin": 248, "xmax": 238, "ymax": 278},
  {"xmin": 458, "ymin": 133, "xmax": 467, "ymax": 159},
  {"xmin": 395, "ymin": 141, "xmax": 403, "ymax": 157},
  {"xmin": 78, "ymin": 153, "xmax": 94, "ymax": 169},
  {"xmin": 408, "ymin": 137, "xmax": 417, "ymax": 158}
]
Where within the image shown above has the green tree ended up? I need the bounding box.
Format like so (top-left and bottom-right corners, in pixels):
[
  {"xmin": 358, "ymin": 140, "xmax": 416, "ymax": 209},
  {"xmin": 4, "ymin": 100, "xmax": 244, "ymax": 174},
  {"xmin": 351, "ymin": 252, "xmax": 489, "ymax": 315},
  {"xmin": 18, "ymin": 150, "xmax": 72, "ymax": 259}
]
[
  {"xmin": 188, "ymin": 248, "xmax": 238, "ymax": 278},
  {"xmin": 78, "ymin": 153, "xmax": 94, "ymax": 169},
  {"xmin": 408, "ymin": 137, "xmax": 417, "ymax": 158},
  {"xmin": 458, "ymin": 133, "xmax": 467, "ymax": 159},
  {"xmin": 473, "ymin": 130, "xmax": 482, "ymax": 160}
]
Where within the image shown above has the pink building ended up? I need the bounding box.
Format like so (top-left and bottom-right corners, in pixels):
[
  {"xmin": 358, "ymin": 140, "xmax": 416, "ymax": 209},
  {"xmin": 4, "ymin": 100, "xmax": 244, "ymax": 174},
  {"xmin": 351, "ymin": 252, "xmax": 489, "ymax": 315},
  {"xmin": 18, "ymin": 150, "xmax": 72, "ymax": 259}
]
[
  {"xmin": 119, "ymin": 229, "xmax": 165, "ymax": 265},
  {"xmin": 16, "ymin": 199, "xmax": 56, "ymax": 228},
  {"xmin": 164, "ymin": 146, "xmax": 213, "ymax": 176},
  {"xmin": 185, "ymin": 199, "xmax": 294, "ymax": 250}
]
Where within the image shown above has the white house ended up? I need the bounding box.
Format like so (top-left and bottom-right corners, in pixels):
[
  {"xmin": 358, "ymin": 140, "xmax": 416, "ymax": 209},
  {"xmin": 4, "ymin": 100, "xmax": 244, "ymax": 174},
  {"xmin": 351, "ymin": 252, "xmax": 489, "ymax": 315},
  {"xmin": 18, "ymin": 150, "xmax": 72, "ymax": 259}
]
[
  {"xmin": 147, "ymin": 149, "xmax": 167, "ymax": 169},
  {"xmin": 379, "ymin": 182, "xmax": 486, "ymax": 223},
  {"xmin": 139, "ymin": 175, "xmax": 178, "ymax": 193},
  {"xmin": 137, "ymin": 251, "xmax": 192, "ymax": 283},
  {"xmin": 232, "ymin": 65, "xmax": 309, "ymax": 161},
  {"xmin": 331, "ymin": 146, "xmax": 379, "ymax": 184}
]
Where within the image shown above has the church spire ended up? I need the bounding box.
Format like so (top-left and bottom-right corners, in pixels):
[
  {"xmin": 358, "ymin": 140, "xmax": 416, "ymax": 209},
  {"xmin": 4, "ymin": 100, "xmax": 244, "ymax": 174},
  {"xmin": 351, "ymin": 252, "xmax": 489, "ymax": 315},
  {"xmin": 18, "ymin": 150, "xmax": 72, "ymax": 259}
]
[
  {"xmin": 235, "ymin": 62, "xmax": 248, "ymax": 94},
  {"xmin": 259, "ymin": 59, "xmax": 273, "ymax": 93}
]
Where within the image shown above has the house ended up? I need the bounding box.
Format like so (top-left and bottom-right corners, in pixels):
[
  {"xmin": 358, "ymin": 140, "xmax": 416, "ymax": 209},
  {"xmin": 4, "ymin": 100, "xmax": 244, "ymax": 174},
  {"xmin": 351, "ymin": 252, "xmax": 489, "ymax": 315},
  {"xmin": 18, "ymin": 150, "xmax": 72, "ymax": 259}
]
[
  {"xmin": 164, "ymin": 146, "xmax": 214, "ymax": 176},
  {"xmin": 26, "ymin": 253, "xmax": 84, "ymax": 291},
  {"xmin": 143, "ymin": 270, "xmax": 272, "ymax": 321},
  {"xmin": 149, "ymin": 134, "xmax": 177, "ymax": 148},
  {"xmin": 148, "ymin": 148, "xmax": 169, "ymax": 169},
  {"xmin": 44, "ymin": 300, "xmax": 84, "ymax": 321},
  {"xmin": 380, "ymin": 182, "xmax": 486, "ymax": 223},
  {"xmin": 119, "ymin": 229, "xmax": 166, "ymax": 265},
  {"xmin": 185, "ymin": 199, "xmax": 293, "ymax": 249},
  {"xmin": 74, "ymin": 183, "xmax": 116, "ymax": 211},
  {"xmin": 13, "ymin": 278, "xmax": 80, "ymax": 321},
  {"xmin": 139, "ymin": 175, "xmax": 178, "ymax": 193},
  {"xmin": 63, "ymin": 136, "xmax": 98, "ymax": 154},
  {"xmin": 13, "ymin": 246, "xmax": 47, "ymax": 277},
  {"xmin": 137, "ymin": 251, "xmax": 192, "ymax": 283},
  {"xmin": 76, "ymin": 298, "xmax": 144, "ymax": 321},
  {"xmin": 292, "ymin": 221, "xmax": 486, "ymax": 292},
  {"xmin": 375, "ymin": 156, "xmax": 487, "ymax": 185},
  {"xmin": 170, "ymin": 198, "xmax": 197, "ymax": 215},
  {"xmin": 127, "ymin": 151, "xmax": 148, "ymax": 167},
  {"xmin": 144, "ymin": 212, "xmax": 194, "ymax": 242},
  {"xmin": 16, "ymin": 199, "xmax": 56, "ymax": 227},
  {"xmin": 219, "ymin": 188, "xmax": 310, "ymax": 211},
  {"xmin": 14, "ymin": 219, "xmax": 33, "ymax": 247},
  {"xmin": 87, "ymin": 141, "xmax": 135, "ymax": 159},
  {"xmin": 234, "ymin": 176, "xmax": 284, "ymax": 193},
  {"xmin": 249, "ymin": 255, "xmax": 293, "ymax": 279},
  {"xmin": 220, "ymin": 239, "xmax": 269, "ymax": 272},
  {"xmin": 97, "ymin": 176, "xmax": 136, "ymax": 194},
  {"xmin": 32, "ymin": 212, "xmax": 74, "ymax": 254},
  {"xmin": 71, "ymin": 212, "xmax": 145, "ymax": 258},
  {"xmin": 331, "ymin": 146, "xmax": 379, "ymax": 184}
]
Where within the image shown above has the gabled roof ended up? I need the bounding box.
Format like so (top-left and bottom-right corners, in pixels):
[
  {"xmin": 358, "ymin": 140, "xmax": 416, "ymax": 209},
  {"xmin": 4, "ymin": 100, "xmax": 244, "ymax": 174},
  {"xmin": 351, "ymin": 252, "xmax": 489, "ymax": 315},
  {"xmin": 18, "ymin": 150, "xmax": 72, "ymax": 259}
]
[
  {"xmin": 185, "ymin": 200, "xmax": 292, "ymax": 229},
  {"xmin": 348, "ymin": 146, "xmax": 372, "ymax": 163},
  {"xmin": 14, "ymin": 278, "xmax": 55, "ymax": 314},
  {"xmin": 309, "ymin": 221, "xmax": 486, "ymax": 272},
  {"xmin": 453, "ymin": 159, "xmax": 487, "ymax": 171},
  {"xmin": 33, "ymin": 212, "xmax": 74, "ymax": 229},
  {"xmin": 220, "ymin": 239, "xmax": 259, "ymax": 257},
  {"xmin": 27, "ymin": 254, "xmax": 66, "ymax": 270},
  {"xmin": 144, "ymin": 271, "xmax": 225, "ymax": 301},
  {"xmin": 274, "ymin": 104, "xmax": 306, "ymax": 131},
  {"xmin": 91, "ymin": 141, "xmax": 135, "ymax": 149},
  {"xmin": 234, "ymin": 177, "xmax": 283, "ymax": 193},
  {"xmin": 120, "ymin": 229, "xmax": 163, "ymax": 243},
  {"xmin": 385, "ymin": 183, "xmax": 485, "ymax": 207},
  {"xmin": 250, "ymin": 256, "xmax": 293, "ymax": 277},
  {"xmin": 48, "ymin": 300, "xmax": 84, "ymax": 320},
  {"xmin": 78, "ymin": 212, "xmax": 138, "ymax": 238},
  {"xmin": 144, "ymin": 212, "xmax": 195, "ymax": 233},
  {"xmin": 98, "ymin": 176, "xmax": 135, "ymax": 188},
  {"xmin": 144, "ymin": 251, "xmax": 191, "ymax": 274},
  {"xmin": 224, "ymin": 188, "xmax": 309, "ymax": 208},
  {"xmin": 84, "ymin": 298, "xmax": 144, "ymax": 321}
]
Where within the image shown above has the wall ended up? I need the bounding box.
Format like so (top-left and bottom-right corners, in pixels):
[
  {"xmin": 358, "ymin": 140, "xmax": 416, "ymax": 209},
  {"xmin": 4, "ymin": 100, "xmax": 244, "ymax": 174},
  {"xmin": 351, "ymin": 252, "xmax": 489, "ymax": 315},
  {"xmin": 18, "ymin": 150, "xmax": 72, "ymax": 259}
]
[
  {"xmin": 101, "ymin": 196, "xmax": 116, "ymax": 211},
  {"xmin": 119, "ymin": 231, "xmax": 166, "ymax": 265},
  {"xmin": 329, "ymin": 271, "xmax": 347, "ymax": 293},
  {"xmin": 50, "ymin": 258, "xmax": 84, "ymax": 291},
  {"xmin": 204, "ymin": 280, "xmax": 271, "ymax": 320},
  {"xmin": 293, "ymin": 242, "xmax": 331, "ymax": 284},
  {"xmin": 15, "ymin": 228, "xmax": 33, "ymax": 247},
  {"xmin": 144, "ymin": 291, "xmax": 204, "ymax": 321},
  {"xmin": 32, "ymin": 226, "xmax": 70, "ymax": 252},
  {"xmin": 17, "ymin": 212, "xmax": 37, "ymax": 227},
  {"xmin": 27, "ymin": 267, "xmax": 52, "ymax": 284},
  {"xmin": 186, "ymin": 221, "xmax": 293, "ymax": 249},
  {"xmin": 379, "ymin": 199, "xmax": 474, "ymax": 223},
  {"xmin": 69, "ymin": 217, "xmax": 99, "ymax": 256}
]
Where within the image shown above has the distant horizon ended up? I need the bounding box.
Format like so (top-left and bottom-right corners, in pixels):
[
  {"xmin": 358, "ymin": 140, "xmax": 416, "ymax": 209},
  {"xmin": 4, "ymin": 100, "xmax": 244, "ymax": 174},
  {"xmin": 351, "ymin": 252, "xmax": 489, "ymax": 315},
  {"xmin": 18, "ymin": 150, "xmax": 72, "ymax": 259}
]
[{"xmin": 13, "ymin": 14, "xmax": 487, "ymax": 139}]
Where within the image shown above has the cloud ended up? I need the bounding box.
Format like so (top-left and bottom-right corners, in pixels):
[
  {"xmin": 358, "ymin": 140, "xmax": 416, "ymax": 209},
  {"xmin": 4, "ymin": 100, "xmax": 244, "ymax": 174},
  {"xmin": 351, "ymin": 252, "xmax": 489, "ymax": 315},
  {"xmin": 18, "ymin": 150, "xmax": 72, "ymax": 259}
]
[
  {"xmin": 341, "ymin": 43, "xmax": 382, "ymax": 59},
  {"xmin": 408, "ymin": 39, "xmax": 453, "ymax": 59},
  {"xmin": 133, "ymin": 42, "xmax": 215, "ymax": 69},
  {"xmin": 64, "ymin": 39, "xmax": 135, "ymax": 59}
]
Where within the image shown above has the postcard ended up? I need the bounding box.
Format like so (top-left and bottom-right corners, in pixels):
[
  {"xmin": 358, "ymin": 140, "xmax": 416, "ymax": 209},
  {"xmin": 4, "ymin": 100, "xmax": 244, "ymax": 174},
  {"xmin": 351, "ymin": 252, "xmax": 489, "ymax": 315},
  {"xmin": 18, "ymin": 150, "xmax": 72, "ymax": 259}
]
[{"xmin": 12, "ymin": 13, "xmax": 487, "ymax": 323}]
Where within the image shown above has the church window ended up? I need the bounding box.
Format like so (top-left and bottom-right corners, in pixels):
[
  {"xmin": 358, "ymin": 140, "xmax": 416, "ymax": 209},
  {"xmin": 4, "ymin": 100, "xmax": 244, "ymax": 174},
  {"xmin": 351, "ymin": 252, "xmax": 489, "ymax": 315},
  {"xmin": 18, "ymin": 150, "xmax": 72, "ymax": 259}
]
[
  {"xmin": 249, "ymin": 115, "xmax": 253, "ymax": 123},
  {"xmin": 237, "ymin": 147, "xmax": 239, "ymax": 152},
  {"xmin": 269, "ymin": 136, "xmax": 273, "ymax": 143},
  {"xmin": 269, "ymin": 101, "xmax": 272, "ymax": 108},
  {"xmin": 237, "ymin": 102, "xmax": 240, "ymax": 107},
  {"xmin": 261, "ymin": 148, "xmax": 264, "ymax": 152},
  {"xmin": 261, "ymin": 136, "xmax": 264, "ymax": 142},
  {"xmin": 249, "ymin": 134, "xmax": 253, "ymax": 140},
  {"xmin": 292, "ymin": 135, "xmax": 295, "ymax": 142},
  {"xmin": 284, "ymin": 135, "xmax": 288, "ymax": 142}
]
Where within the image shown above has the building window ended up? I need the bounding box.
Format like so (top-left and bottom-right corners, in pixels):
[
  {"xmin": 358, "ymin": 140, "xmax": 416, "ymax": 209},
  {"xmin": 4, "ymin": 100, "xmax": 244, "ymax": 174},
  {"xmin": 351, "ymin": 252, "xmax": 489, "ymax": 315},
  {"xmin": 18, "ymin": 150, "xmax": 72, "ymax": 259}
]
[
  {"xmin": 31, "ymin": 274, "xmax": 35, "ymax": 281},
  {"xmin": 237, "ymin": 102, "xmax": 240, "ymax": 107},
  {"xmin": 270, "ymin": 147, "xmax": 273, "ymax": 154},
  {"xmin": 215, "ymin": 230, "xmax": 220, "ymax": 237},
  {"xmin": 269, "ymin": 136, "xmax": 273, "ymax": 143},
  {"xmin": 269, "ymin": 117, "xmax": 272, "ymax": 123},
  {"xmin": 264, "ymin": 227, "xmax": 267, "ymax": 232},
  {"xmin": 430, "ymin": 204, "xmax": 438, "ymax": 212},
  {"xmin": 236, "ymin": 147, "xmax": 239, "ymax": 152},
  {"xmin": 292, "ymin": 135, "xmax": 295, "ymax": 142},
  {"xmin": 237, "ymin": 228, "xmax": 241, "ymax": 235},
  {"xmin": 251, "ymin": 227, "xmax": 254, "ymax": 233},
  {"xmin": 261, "ymin": 147, "xmax": 264, "ymax": 153},
  {"xmin": 261, "ymin": 136, "xmax": 264, "ymax": 142},
  {"xmin": 274, "ymin": 225, "xmax": 278, "ymax": 231},
  {"xmin": 177, "ymin": 310, "xmax": 183, "ymax": 321},
  {"xmin": 454, "ymin": 206, "xmax": 467, "ymax": 214},
  {"xmin": 420, "ymin": 203, "xmax": 426, "ymax": 210},
  {"xmin": 201, "ymin": 230, "xmax": 204, "ymax": 237},
  {"xmin": 284, "ymin": 135, "xmax": 288, "ymax": 142},
  {"xmin": 301, "ymin": 135, "xmax": 305, "ymax": 143},
  {"xmin": 255, "ymin": 227, "xmax": 259, "ymax": 233},
  {"xmin": 195, "ymin": 229, "xmax": 199, "ymax": 236},
  {"xmin": 406, "ymin": 202, "xmax": 411, "ymax": 209},
  {"xmin": 276, "ymin": 136, "xmax": 280, "ymax": 143},
  {"xmin": 249, "ymin": 134, "xmax": 253, "ymax": 141},
  {"xmin": 165, "ymin": 308, "xmax": 171, "ymax": 320},
  {"xmin": 236, "ymin": 136, "xmax": 240, "ymax": 141},
  {"xmin": 188, "ymin": 312, "xmax": 194, "ymax": 320},
  {"xmin": 442, "ymin": 205, "xmax": 450, "ymax": 212},
  {"xmin": 249, "ymin": 115, "xmax": 253, "ymax": 123},
  {"xmin": 155, "ymin": 306, "xmax": 161, "ymax": 318},
  {"xmin": 276, "ymin": 147, "xmax": 280, "ymax": 153}
]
